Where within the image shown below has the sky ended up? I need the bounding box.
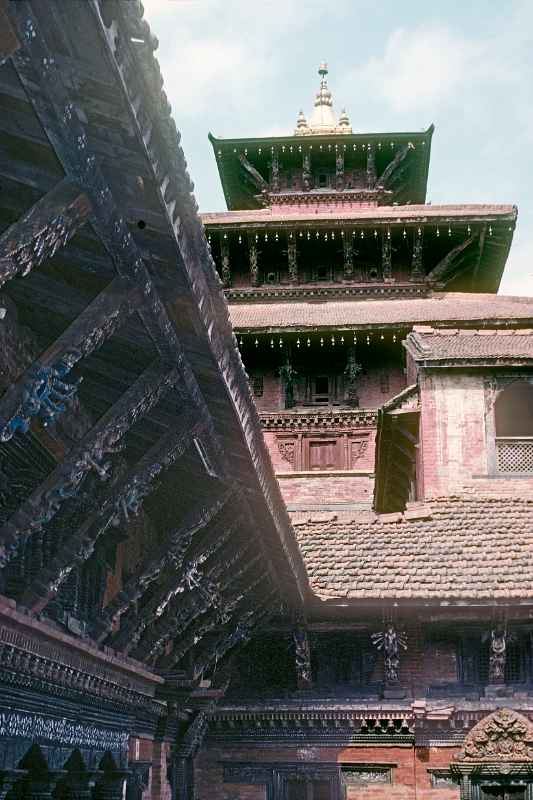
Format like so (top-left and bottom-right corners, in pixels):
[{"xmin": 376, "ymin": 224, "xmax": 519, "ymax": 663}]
[{"xmin": 143, "ymin": 0, "xmax": 533, "ymax": 295}]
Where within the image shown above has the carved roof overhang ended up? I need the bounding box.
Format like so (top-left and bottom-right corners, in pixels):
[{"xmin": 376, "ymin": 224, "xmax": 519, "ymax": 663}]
[
  {"xmin": 259, "ymin": 409, "xmax": 378, "ymax": 432},
  {"xmin": 205, "ymin": 206, "xmax": 516, "ymax": 294},
  {"xmin": 0, "ymin": 0, "xmax": 309, "ymax": 695},
  {"xmin": 0, "ymin": 598, "xmax": 166, "ymax": 720},
  {"xmin": 208, "ymin": 128, "xmax": 434, "ymax": 210},
  {"xmin": 202, "ymin": 203, "xmax": 517, "ymax": 229},
  {"xmin": 209, "ymin": 705, "xmax": 414, "ymax": 744},
  {"xmin": 226, "ymin": 284, "xmax": 429, "ymax": 304},
  {"xmin": 373, "ymin": 385, "xmax": 420, "ymax": 514},
  {"xmin": 451, "ymin": 709, "xmax": 533, "ymax": 776}
]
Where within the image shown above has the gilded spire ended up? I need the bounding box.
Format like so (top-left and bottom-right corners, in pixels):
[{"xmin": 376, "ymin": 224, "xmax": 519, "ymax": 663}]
[{"xmin": 294, "ymin": 63, "xmax": 352, "ymax": 136}]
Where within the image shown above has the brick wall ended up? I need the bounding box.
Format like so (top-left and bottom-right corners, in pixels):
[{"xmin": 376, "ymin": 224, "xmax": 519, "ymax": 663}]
[
  {"xmin": 263, "ymin": 425, "xmax": 376, "ymax": 506},
  {"xmin": 253, "ymin": 368, "xmax": 406, "ymax": 412},
  {"xmin": 194, "ymin": 742, "xmax": 460, "ymax": 800},
  {"xmin": 127, "ymin": 737, "xmax": 172, "ymax": 800},
  {"xmin": 419, "ymin": 372, "xmax": 533, "ymax": 499},
  {"xmin": 279, "ymin": 474, "xmax": 374, "ymax": 505}
]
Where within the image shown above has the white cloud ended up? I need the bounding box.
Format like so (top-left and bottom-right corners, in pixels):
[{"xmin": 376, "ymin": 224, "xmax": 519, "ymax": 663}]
[
  {"xmin": 345, "ymin": 25, "xmax": 513, "ymax": 115},
  {"xmin": 499, "ymin": 236, "xmax": 533, "ymax": 297}
]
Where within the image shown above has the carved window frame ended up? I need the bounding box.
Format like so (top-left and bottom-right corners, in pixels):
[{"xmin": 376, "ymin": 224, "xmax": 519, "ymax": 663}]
[
  {"xmin": 340, "ymin": 763, "xmax": 393, "ymax": 786},
  {"xmin": 485, "ymin": 375, "xmax": 533, "ymax": 476},
  {"xmin": 427, "ymin": 769, "xmax": 457, "ymax": 789}
]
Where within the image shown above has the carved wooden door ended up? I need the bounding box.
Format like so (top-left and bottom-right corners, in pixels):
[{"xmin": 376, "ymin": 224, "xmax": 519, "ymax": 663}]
[
  {"xmin": 286, "ymin": 778, "xmax": 333, "ymax": 800},
  {"xmin": 480, "ymin": 786, "xmax": 526, "ymax": 800}
]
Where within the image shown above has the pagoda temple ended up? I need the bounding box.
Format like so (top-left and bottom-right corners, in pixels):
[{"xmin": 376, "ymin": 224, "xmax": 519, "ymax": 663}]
[
  {"xmin": 1, "ymin": 2, "xmax": 533, "ymax": 798},
  {"xmin": 199, "ymin": 65, "xmax": 533, "ymax": 800}
]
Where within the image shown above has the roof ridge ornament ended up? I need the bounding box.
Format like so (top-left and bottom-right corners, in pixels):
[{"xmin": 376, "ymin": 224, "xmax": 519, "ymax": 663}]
[{"xmin": 294, "ymin": 63, "xmax": 352, "ymax": 136}]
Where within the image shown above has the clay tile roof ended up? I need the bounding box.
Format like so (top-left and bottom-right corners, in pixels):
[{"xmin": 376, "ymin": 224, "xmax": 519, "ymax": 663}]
[
  {"xmin": 293, "ymin": 497, "xmax": 533, "ymax": 601},
  {"xmin": 229, "ymin": 293, "xmax": 533, "ymax": 332},
  {"xmin": 405, "ymin": 327, "xmax": 533, "ymax": 365},
  {"xmin": 201, "ymin": 203, "xmax": 517, "ymax": 226}
]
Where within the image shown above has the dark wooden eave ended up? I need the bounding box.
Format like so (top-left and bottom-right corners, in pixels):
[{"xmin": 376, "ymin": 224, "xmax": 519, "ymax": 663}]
[
  {"xmin": 208, "ymin": 126, "xmax": 434, "ymax": 211},
  {"xmin": 0, "ymin": 0, "xmax": 308, "ymax": 692}
]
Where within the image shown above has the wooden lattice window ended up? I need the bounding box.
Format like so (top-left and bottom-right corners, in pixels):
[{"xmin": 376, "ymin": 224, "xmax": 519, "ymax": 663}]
[
  {"xmin": 496, "ymin": 439, "xmax": 533, "ymax": 473},
  {"xmin": 250, "ymin": 375, "xmax": 263, "ymax": 397},
  {"xmin": 494, "ymin": 382, "xmax": 533, "ymax": 473}
]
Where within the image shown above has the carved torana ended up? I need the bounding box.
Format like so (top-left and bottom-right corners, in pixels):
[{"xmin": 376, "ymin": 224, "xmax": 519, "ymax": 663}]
[{"xmin": 454, "ymin": 709, "xmax": 533, "ymax": 764}]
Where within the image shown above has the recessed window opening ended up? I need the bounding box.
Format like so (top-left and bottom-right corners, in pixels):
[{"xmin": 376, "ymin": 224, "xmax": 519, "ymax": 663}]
[
  {"xmin": 495, "ymin": 382, "xmax": 533, "ymax": 436},
  {"xmin": 494, "ymin": 381, "xmax": 533, "ymax": 473}
]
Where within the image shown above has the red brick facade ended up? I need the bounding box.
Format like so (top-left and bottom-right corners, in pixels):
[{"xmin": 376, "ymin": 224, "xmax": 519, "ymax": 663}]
[{"xmin": 195, "ymin": 745, "xmax": 460, "ymax": 800}]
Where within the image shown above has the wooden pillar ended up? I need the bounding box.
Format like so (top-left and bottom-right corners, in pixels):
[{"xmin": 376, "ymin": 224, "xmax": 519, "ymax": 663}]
[
  {"xmin": 293, "ymin": 624, "xmax": 312, "ymax": 689},
  {"xmin": 248, "ymin": 236, "xmax": 259, "ymax": 287},
  {"xmin": 287, "ymin": 233, "xmax": 297, "ymax": 284},
  {"xmin": 271, "ymin": 147, "xmax": 280, "ymax": 192},
  {"xmin": 0, "ymin": 771, "xmax": 26, "ymax": 800},
  {"xmin": 219, "ymin": 234, "xmax": 231, "ymax": 287},
  {"xmin": 366, "ymin": 143, "xmax": 377, "ymax": 188},
  {"xmin": 382, "ymin": 229, "xmax": 392, "ymax": 280},
  {"xmin": 343, "ymin": 236, "xmax": 354, "ymax": 280},
  {"xmin": 411, "ymin": 228, "xmax": 424, "ymax": 280},
  {"xmin": 335, "ymin": 149, "xmax": 344, "ymax": 191},
  {"xmin": 343, "ymin": 433, "xmax": 349, "ymax": 470},
  {"xmin": 302, "ymin": 152, "xmax": 312, "ymax": 191}
]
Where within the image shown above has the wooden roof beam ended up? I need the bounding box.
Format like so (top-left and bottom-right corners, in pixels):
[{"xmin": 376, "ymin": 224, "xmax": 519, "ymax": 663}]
[
  {"xmin": 0, "ymin": 0, "xmax": 20, "ymax": 63},
  {"xmin": 8, "ymin": 4, "xmax": 223, "ymax": 470},
  {"xmin": 0, "ymin": 177, "xmax": 91, "ymax": 288},
  {"xmin": 161, "ymin": 569, "xmax": 268, "ymax": 671},
  {"xmin": 0, "ymin": 276, "xmax": 142, "ymax": 442},
  {"xmin": 192, "ymin": 590, "xmax": 275, "ymax": 681},
  {"xmin": 112, "ymin": 519, "xmax": 243, "ymax": 654},
  {"xmin": 19, "ymin": 414, "xmax": 208, "ymax": 612},
  {"xmin": 0, "ymin": 360, "xmax": 181, "ymax": 566},
  {"xmin": 426, "ymin": 233, "xmax": 477, "ymax": 283},
  {"xmin": 137, "ymin": 543, "xmax": 256, "ymax": 664},
  {"xmin": 91, "ymin": 487, "xmax": 237, "ymax": 642}
]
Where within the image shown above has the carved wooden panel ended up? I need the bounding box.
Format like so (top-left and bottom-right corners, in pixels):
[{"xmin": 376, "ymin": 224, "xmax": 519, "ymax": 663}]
[
  {"xmin": 308, "ymin": 440, "xmax": 338, "ymax": 471},
  {"xmin": 350, "ymin": 437, "xmax": 369, "ymax": 467}
]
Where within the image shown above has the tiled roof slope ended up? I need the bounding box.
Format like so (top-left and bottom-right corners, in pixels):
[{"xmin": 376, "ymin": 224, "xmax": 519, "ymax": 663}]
[
  {"xmin": 202, "ymin": 204, "xmax": 516, "ymax": 226},
  {"xmin": 230, "ymin": 293, "xmax": 533, "ymax": 331},
  {"xmin": 293, "ymin": 497, "xmax": 533, "ymax": 601},
  {"xmin": 405, "ymin": 327, "xmax": 533, "ymax": 365}
]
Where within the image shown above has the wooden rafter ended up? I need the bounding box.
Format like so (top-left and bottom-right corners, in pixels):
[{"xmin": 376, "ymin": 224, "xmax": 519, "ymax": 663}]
[
  {"xmin": 426, "ymin": 233, "xmax": 477, "ymax": 283},
  {"xmin": 92, "ymin": 487, "xmax": 236, "ymax": 642},
  {"xmin": 0, "ymin": 360, "xmax": 181, "ymax": 566},
  {"xmin": 20, "ymin": 415, "xmax": 207, "ymax": 612},
  {"xmin": 0, "ymin": 178, "xmax": 91, "ymax": 287},
  {"xmin": 0, "ymin": 277, "xmax": 142, "ymax": 441}
]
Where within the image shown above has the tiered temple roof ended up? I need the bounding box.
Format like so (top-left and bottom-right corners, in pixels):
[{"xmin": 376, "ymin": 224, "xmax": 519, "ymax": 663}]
[{"xmin": 229, "ymin": 292, "xmax": 533, "ymax": 332}]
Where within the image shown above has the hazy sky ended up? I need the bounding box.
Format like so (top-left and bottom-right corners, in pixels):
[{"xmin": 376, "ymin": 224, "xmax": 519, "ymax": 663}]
[{"xmin": 143, "ymin": 0, "xmax": 533, "ymax": 295}]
